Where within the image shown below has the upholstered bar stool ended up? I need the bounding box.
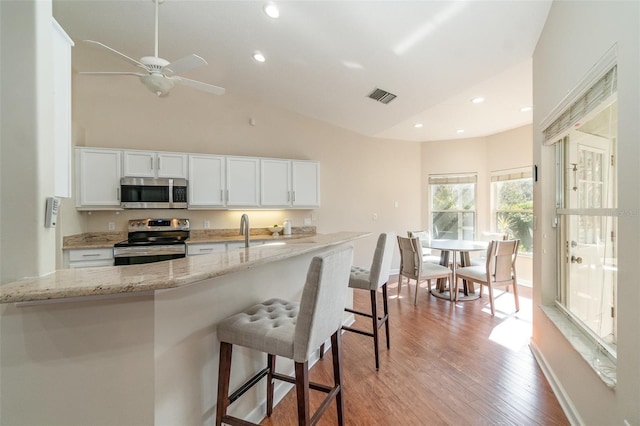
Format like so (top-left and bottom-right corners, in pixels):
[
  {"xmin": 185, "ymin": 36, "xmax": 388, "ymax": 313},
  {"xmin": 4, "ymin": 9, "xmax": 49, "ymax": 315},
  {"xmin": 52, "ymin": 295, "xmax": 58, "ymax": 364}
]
[
  {"xmin": 340, "ymin": 232, "xmax": 396, "ymax": 371},
  {"xmin": 215, "ymin": 246, "xmax": 353, "ymax": 426}
]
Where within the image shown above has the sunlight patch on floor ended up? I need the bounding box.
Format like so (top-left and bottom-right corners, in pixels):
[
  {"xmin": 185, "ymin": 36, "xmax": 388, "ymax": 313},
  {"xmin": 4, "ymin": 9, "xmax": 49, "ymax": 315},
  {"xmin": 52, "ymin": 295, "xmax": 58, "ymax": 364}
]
[{"xmin": 485, "ymin": 290, "xmax": 533, "ymax": 352}]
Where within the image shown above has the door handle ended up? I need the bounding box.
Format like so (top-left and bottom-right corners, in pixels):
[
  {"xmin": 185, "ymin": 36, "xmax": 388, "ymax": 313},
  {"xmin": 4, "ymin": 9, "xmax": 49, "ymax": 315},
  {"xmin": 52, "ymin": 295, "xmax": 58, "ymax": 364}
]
[{"xmin": 571, "ymin": 255, "xmax": 583, "ymax": 264}]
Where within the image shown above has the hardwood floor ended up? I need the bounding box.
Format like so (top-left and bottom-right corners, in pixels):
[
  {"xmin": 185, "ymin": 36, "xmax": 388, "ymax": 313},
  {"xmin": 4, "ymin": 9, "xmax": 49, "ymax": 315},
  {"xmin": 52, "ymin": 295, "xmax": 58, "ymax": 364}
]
[{"xmin": 260, "ymin": 276, "xmax": 569, "ymax": 426}]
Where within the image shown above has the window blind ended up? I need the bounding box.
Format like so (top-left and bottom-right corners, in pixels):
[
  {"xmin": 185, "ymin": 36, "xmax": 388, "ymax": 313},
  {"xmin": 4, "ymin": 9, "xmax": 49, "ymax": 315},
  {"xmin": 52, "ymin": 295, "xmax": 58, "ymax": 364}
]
[
  {"xmin": 428, "ymin": 174, "xmax": 477, "ymax": 185},
  {"xmin": 491, "ymin": 167, "xmax": 532, "ymax": 182},
  {"xmin": 543, "ymin": 66, "xmax": 617, "ymax": 144}
]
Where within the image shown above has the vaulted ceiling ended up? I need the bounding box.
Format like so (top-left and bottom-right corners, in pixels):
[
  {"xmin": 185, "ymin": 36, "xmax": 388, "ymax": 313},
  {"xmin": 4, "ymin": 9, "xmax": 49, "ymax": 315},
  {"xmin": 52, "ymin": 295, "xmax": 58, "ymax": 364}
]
[{"xmin": 53, "ymin": 0, "xmax": 552, "ymax": 142}]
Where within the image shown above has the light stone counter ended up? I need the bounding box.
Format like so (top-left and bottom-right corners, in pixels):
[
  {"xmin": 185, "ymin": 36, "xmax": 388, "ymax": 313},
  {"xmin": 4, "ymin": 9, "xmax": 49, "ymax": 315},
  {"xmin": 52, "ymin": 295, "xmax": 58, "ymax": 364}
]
[
  {"xmin": 0, "ymin": 231, "xmax": 370, "ymax": 425},
  {"xmin": 1, "ymin": 232, "xmax": 366, "ymax": 304}
]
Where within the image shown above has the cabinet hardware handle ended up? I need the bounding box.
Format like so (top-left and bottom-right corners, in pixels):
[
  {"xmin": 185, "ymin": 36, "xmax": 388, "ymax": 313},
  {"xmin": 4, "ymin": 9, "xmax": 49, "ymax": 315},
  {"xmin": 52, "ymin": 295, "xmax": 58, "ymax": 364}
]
[
  {"xmin": 200, "ymin": 248, "xmax": 213, "ymax": 252},
  {"xmin": 220, "ymin": 189, "xmax": 223, "ymax": 202},
  {"xmin": 82, "ymin": 253, "xmax": 101, "ymax": 257},
  {"xmin": 150, "ymin": 157, "xmax": 154, "ymax": 170},
  {"xmin": 157, "ymin": 157, "xmax": 161, "ymax": 170},
  {"xmin": 117, "ymin": 187, "xmax": 120, "ymax": 201},
  {"xmin": 287, "ymin": 191, "xmax": 290, "ymax": 202},
  {"xmin": 292, "ymin": 191, "xmax": 296, "ymax": 202}
]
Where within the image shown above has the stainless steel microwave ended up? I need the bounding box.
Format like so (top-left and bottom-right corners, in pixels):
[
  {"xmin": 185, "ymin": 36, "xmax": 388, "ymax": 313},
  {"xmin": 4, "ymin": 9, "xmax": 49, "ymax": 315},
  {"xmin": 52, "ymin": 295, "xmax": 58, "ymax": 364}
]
[{"xmin": 120, "ymin": 177, "xmax": 188, "ymax": 209}]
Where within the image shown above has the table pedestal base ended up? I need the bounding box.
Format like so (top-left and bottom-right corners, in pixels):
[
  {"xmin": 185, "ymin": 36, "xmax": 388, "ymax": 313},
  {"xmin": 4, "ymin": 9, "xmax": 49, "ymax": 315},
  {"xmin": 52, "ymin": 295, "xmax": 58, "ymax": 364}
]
[{"xmin": 430, "ymin": 288, "xmax": 480, "ymax": 302}]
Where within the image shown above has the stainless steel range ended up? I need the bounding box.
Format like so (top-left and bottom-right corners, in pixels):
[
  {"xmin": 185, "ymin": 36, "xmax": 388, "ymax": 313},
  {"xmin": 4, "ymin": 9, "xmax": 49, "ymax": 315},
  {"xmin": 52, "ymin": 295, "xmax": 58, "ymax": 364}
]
[{"xmin": 114, "ymin": 218, "xmax": 190, "ymax": 265}]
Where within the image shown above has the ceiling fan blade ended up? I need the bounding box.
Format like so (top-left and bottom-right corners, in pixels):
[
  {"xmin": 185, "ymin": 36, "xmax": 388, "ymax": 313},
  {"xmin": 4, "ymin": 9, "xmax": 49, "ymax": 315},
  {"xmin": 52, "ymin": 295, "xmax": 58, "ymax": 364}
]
[
  {"xmin": 83, "ymin": 40, "xmax": 148, "ymax": 71},
  {"xmin": 169, "ymin": 76, "xmax": 226, "ymax": 95},
  {"xmin": 79, "ymin": 72, "xmax": 147, "ymax": 77},
  {"xmin": 164, "ymin": 54, "xmax": 208, "ymax": 75}
]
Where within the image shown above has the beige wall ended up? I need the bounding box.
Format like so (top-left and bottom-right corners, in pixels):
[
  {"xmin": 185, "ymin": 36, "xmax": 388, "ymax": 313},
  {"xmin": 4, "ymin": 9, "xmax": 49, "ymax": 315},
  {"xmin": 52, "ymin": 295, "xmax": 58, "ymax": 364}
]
[
  {"xmin": 532, "ymin": 1, "xmax": 639, "ymax": 424},
  {"xmin": 65, "ymin": 76, "xmax": 423, "ymax": 268},
  {"xmin": 420, "ymin": 125, "xmax": 533, "ymax": 282}
]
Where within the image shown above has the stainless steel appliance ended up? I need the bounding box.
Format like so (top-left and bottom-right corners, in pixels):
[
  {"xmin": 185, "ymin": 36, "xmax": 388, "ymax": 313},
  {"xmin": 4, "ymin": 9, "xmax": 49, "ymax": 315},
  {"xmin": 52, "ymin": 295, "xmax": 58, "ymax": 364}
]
[
  {"xmin": 114, "ymin": 218, "xmax": 189, "ymax": 265},
  {"xmin": 120, "ymin": 177, "xmax": 188, "ymax": 209}
]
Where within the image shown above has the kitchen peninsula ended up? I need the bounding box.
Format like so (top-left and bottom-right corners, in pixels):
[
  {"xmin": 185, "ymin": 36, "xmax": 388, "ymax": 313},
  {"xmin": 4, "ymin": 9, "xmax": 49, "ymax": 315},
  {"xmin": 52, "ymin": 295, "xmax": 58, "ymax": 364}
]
[{"xmin": 0, "ymin": 232, "xmax": 367, "ymax": 425}]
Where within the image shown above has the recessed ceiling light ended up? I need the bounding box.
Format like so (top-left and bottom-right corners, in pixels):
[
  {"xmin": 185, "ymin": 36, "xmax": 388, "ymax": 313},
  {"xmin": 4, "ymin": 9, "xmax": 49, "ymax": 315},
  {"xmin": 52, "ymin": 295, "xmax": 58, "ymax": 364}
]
[
  {"xmin": 264, "ymin": 3, "xmax": 280, "ymax": 19},
  {"xmin": 252, "ymin": 52, "xmax": 266, "ymax": 63},
  {"xmin": 414, "ymin": 123, "xmax": 424, "ymax": 128},
  {"xmin": 471, "ymin": 97, "xmax": 485, "ymax": 104},
  {"xmin": 456, "ymin": 129, "xmax": 465, "ymax": 134},
  {"xmin": 520, "ymin": 106, "xmax": 533, "ymax": 112}
]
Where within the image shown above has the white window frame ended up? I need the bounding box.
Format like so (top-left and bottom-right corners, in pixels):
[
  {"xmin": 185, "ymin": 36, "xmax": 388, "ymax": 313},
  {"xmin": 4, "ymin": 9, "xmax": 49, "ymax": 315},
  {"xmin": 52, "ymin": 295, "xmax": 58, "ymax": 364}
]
[{"xmin": 428, "ymin": 174, "xmax": 477, "ymax": 240}]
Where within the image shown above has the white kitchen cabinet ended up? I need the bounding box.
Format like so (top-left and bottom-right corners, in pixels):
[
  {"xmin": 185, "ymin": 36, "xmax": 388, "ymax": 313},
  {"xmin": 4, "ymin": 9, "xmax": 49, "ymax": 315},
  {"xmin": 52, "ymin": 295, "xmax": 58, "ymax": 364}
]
[
  {"xmin": 123, "ymin": 150, "xmax": 187, "ymax": 179},
  {"xmin": 66, "ymin": 248, "xmax": 114, "ymax": 268},
  {"xmin": 261, "ymin": 159, "xmax": 292, "ymax": 207},
  {"xmin": 52, "ymin": 19, "xmax": 74, "ymax": 198},
  {"xmin": 188, "ymin": 155, "xmax": 226, "ymax": 208},
  {"xmin": 292, "ymin": 161, "xmax": 320, "ymax": 207},
  {"xmin": 186, "ymin": 243, "xmax": 227, "ymax": 256},
  {"xmin": 226, "ymin": 157, "xmax": 260, "ymax": 207},
  {"xmin": 75, "ymin": 148, "xmax": 122, "ymax": 209}
]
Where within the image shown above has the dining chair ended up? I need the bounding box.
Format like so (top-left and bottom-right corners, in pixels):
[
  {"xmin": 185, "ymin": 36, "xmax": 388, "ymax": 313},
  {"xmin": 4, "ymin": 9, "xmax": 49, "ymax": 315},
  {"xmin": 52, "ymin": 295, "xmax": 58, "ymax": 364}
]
[
  {"xmin": 215, "ymin": 245, "xmax": 353, "ymax": 426},
  {"xmin": 455, "ymin": 239, "xmax": 520, "ymax": 316},
  {"xmin": 407, "ymin": 230, "xmax": 442, "ymax": 264},
  {"xmin": 397, "ymin": 236, "xmax": 453, "ymax": 305},
  {"xmin": 469, "ymin": 232, "xmax": 507, "ymax": 266}
]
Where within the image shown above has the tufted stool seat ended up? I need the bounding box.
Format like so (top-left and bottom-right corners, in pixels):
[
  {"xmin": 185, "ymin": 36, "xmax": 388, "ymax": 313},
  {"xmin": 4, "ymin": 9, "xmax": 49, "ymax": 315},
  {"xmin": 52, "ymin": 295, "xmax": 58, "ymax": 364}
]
[
  {"xmin": 321, "ymin": 233, "xmax": 395, "ymax": 371},
  {"xmin": 218, "ymin": 299, "xmax": 299, "ymax": 357},
  {"xmin": 215, "ymin": 246, "xmax": 353, "ymax": 426}
]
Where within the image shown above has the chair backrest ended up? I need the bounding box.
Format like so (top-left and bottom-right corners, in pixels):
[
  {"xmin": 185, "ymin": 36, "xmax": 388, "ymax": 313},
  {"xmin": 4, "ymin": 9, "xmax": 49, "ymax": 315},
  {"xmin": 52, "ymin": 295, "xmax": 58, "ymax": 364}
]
[
  {"xmin": 480, "ymin": 231, "xmax": 507, "ymax": 242},
  {"xmin": 397, "ymin": 236, "xmax": 421, "ymax": 280},
  {"xmin": 486, "ymin": 239, "xmax": 519, "ymax": 282},
  {"xmin": 294, "ymin": 245, "xmax": 354, "ymax": 363},
  {"xmin": 407, "ymin": 230, "xmax": 432, "ymax": 254},
  {"xmin": 367, "ymin": 232, "xmax": 396, "ymax": 289}
]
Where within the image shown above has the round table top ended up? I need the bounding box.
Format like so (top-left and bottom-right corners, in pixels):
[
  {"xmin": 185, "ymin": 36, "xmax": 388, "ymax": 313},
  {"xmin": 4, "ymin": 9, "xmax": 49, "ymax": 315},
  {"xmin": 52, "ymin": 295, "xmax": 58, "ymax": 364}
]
[{"xmin": 426, "ymin": 239, "xmax": 488, "ymax": 252}]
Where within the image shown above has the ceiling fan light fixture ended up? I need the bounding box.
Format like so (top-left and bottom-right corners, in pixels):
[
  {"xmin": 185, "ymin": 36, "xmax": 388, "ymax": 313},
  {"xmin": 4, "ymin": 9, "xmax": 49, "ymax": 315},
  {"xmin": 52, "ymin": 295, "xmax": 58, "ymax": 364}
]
[{"xmin": 140, "ymin": 73, "xmax": 175, "ymax": 96}]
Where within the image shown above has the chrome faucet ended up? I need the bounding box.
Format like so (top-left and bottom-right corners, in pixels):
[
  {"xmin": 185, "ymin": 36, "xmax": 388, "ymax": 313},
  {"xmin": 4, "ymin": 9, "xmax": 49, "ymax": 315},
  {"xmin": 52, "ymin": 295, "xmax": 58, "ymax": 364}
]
[{"xmin": 239, "ymin": 214, "xmax": 250, "ymax": 248}]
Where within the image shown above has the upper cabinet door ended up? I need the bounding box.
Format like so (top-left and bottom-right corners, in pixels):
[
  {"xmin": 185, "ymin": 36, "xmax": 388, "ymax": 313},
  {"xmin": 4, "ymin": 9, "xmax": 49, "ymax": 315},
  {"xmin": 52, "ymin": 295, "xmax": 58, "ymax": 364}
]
[
  {"xmin": 52, "ymin": 19, "xmax": 73, "ymax": 198},
  {"xmin": 76, "ymin": 148, "xmax": 122, "ymax": 208},
  {"xmin": 123, "ymin": 151, "xmax": 188, "ymax": 178},
  {"xmin": 226, "ymin": 157, "xmax": 260, "ymax": 207},
  {"xmin": 123, "ymin": 151, "xmax": 155, "ymax": 177},
  {"xmin": 188, "ymin": 155, "xmax": 226, "ymax": 208},
  {"xmin": 292, "ymin": 161, "xmax": 320, "ymax": 207},
  {"xmin": 156, "ymin": 152, "xmax": 188, "ymax": 178},
  {"xmin": 261, "ymin": 159, "xmax": 291, "ymax": 207}
]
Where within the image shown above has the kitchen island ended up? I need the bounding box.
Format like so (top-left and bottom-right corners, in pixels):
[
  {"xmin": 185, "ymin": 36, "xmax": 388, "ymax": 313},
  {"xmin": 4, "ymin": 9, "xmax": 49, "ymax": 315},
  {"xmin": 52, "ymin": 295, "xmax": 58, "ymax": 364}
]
[{"xmin": 0, "ymin": 232, "xmax": 368, "ymax": 425}]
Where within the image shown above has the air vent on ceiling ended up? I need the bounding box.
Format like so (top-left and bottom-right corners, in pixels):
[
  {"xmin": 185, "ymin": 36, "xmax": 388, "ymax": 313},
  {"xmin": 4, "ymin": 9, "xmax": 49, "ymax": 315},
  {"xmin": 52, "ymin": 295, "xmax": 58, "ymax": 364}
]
[{"xmin": 367, "ymin": 88, "xmax": 397, "ymax": 104}]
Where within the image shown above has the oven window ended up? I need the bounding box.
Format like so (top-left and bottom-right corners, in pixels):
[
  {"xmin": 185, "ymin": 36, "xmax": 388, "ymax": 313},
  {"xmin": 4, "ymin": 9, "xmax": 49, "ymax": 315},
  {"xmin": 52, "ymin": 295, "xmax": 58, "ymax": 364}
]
[{"xmin": 114, "ymin": 253, "xmax": 184, "ymax": 266}]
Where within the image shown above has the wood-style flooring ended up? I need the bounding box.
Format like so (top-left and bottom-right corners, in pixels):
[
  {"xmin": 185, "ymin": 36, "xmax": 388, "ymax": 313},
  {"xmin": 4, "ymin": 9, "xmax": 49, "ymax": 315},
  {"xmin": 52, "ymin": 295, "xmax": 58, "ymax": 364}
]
[{"xmin": 260, "ymin": 276, "xmax": 569, "ymax": 426}]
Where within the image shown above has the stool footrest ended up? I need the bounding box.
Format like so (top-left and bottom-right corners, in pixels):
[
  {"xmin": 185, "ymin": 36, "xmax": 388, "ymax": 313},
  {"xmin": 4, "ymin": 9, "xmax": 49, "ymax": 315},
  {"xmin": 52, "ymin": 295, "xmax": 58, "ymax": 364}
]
[
  {"xmin": 229, "ymin": 367, "xmax": 270, "ymax": 404},
  {"xmin": 220, "ymin": 414, "xmax": 257, "ymax": 426},
  {"xmin": 271, "ymin": 372, "xmax": 334, "ymax": 394}
]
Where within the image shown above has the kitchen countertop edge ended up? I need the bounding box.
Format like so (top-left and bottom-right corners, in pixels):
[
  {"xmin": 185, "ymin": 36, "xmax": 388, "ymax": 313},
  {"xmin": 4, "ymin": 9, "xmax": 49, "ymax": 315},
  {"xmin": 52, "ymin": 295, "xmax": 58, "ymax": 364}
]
[{"xmin": 2, "ymin": 232, "xmax": 369, "ymax": 304}]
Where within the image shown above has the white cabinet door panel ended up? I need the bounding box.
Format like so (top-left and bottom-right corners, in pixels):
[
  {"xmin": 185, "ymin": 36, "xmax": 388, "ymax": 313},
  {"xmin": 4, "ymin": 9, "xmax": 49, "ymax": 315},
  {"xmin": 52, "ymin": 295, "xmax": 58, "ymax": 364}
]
[
  {"xmin": 76, "ymin": 148, "xmax": 122, "ymax": 208},
  {"xmin": 261, "ymin": 159, "xmax": 291, "ymax": 207},
  {"xmin": 292, "ymin": 161, "xmax": 320, "ymax": 207},
  {"xmin": 226, "ymin": 157, "xmax": 260, "ymax": 207},
  {"xmin": 188, "ymin": 155, "xmax": 225, "ymax": 208}
]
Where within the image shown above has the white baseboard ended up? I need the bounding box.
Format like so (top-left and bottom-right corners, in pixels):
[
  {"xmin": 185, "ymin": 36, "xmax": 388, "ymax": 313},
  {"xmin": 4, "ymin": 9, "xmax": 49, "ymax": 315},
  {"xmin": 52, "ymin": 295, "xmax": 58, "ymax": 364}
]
[{"xmin": 529, "ymin": 340, "xmax": 583, "ymax": 426}]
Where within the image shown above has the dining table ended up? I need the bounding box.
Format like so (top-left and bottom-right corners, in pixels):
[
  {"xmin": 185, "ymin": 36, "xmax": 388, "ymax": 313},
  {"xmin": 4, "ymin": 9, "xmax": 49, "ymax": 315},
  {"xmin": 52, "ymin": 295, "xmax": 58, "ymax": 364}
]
[{"xmin": 423, "ymin": 239, "xmax": 489, "ymax": 301}]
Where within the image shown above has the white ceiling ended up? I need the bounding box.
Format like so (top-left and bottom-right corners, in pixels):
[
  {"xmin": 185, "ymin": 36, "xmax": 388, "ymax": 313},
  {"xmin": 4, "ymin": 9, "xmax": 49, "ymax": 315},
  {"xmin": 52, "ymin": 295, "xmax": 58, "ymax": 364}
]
[{"xmin": 52, "ymin": 0, "xmax": 552, "ymax": 142}]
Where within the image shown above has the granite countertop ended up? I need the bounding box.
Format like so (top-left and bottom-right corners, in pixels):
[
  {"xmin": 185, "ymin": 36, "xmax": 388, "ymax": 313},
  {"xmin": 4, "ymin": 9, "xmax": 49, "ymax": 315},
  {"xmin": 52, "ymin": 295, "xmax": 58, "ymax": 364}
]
[
  {"xmin": 62, "ymin": 227, "xmax": 317, "ymax": 249},
  {"xmin": 3, "ymin": 232, "xmax": 368, "ymax": 304}
]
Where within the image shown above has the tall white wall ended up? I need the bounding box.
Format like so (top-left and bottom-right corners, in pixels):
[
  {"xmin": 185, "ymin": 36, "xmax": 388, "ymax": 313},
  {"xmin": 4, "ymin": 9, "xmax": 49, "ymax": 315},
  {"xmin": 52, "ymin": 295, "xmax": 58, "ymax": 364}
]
[
  {"xmin": 65, "ymin": 76, "xmax": 422, "ymax": 269},
  {"xmin": 532, "ymin": 1, "xmax": 640, "ymax": 424},
  {"xmin": 0, "ymin": 0, "xmax": 57, "ymax": 284}
]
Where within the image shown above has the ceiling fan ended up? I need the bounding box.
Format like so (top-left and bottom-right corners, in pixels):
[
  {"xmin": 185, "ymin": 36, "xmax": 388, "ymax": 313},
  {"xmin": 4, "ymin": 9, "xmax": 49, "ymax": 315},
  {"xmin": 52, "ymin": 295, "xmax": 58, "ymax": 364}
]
[{"xmin": 81, "ymin": 0, "xmax": 225, "ymax": 97}]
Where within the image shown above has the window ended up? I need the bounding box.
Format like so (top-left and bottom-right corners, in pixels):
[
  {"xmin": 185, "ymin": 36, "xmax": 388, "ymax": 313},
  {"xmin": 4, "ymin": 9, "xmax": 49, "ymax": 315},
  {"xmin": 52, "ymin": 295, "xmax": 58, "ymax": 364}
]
[
  {"xmin": 491, "ymin": 169, "xmax": 533, "ymax": 254},
  {"xmin": 429, "ymin": 174, "xmax": 476, "ymax": 240},
  {"xmin": 545, "ymin": 64, "xmax": 618, "ymax": 363}
]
